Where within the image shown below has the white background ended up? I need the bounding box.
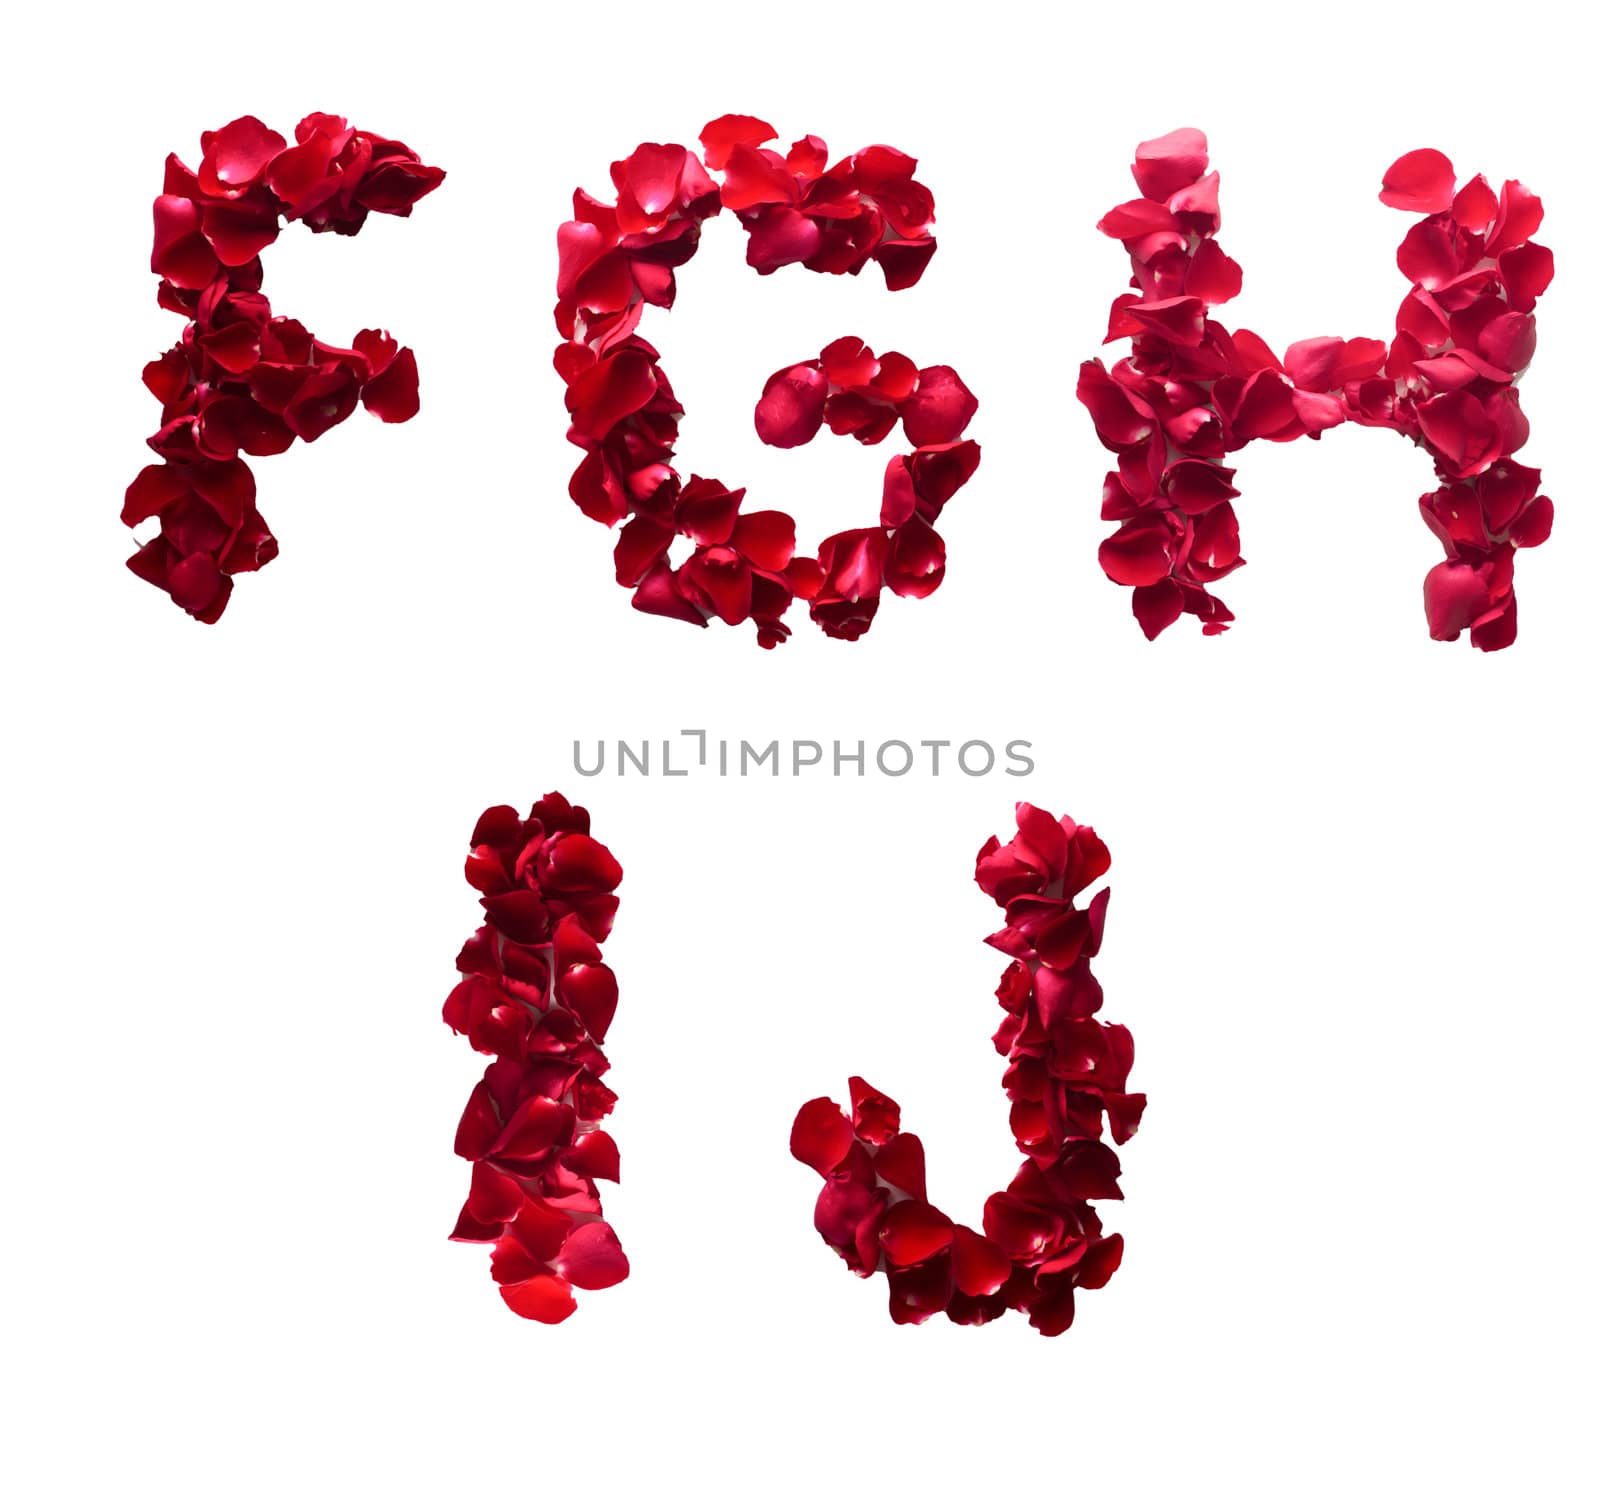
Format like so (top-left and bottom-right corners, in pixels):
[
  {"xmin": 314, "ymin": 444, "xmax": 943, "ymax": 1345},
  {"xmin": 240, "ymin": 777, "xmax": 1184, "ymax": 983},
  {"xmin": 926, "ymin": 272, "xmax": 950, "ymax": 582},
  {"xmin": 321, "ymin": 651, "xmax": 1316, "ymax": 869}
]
[{"xmin": 2, "ymin": 2, "xmax": 1595, "ymax": 1501}]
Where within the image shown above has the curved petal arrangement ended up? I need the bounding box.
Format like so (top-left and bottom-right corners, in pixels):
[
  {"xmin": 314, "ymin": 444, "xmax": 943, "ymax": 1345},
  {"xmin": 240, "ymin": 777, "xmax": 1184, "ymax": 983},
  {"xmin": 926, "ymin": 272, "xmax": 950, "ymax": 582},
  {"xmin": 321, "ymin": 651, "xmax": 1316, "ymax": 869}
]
[
  {"xmin": 1079, "ymin": 129, "xmax": 1554, "ymax": 650},
  {"xmin": 123, "ymin": 114, "xmax": 444, "ymax": 622},
  {"xmin": 557, "ymin": 114, "xmax": 980, "ymax": 647},
  {"xmin": 791, "ymin": 806, "xmax": 1143, "ymax": 1333},
  {"xmin": 446, "ymin": 796, "xmax": 628, "ymax": 1322}
]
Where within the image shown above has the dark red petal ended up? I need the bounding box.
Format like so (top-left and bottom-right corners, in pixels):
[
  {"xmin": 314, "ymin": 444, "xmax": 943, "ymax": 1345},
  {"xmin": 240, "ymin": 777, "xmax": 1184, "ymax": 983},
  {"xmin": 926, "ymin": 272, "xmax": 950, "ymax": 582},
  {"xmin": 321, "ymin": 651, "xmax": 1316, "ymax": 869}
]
[
  {"xmin": 873, "ymin": 1132, "xmax": 927, "ymax": 1200},
  {"xmin": 200, "ymin": 202, "xmax": 281, "ymax": 265},
  {"xmin": 361, "ymin": 345, "xmax": 420, "ymax": 423},
  {"xmin": 465, "ymin": 1161, "xmax": 523, "ymax": 1226},
  {"xmin": 682, "ymin": 546, "xmax": 753, "ymax": 624},
  {"xmin": 613, "ymin": 516, "xmax": 674, "ymax": 587},
  {"xmin": 884, "ymin": 517, "xmax": 946, "ymax": 599},
  {"xmin": 151, "ymin": 195, "xmax": 219, "ymax": 289},
  {"xmin": 879, "ymin": 1200, "xmax": 955, "ymax": 1267},
  {"xmin": 875, "ymin": 237, "xmax": 938, "ymax": 290},
  {"xmin": 731, "ymin": 510, "xmax": 797, "ymax": 573},
  {"xmin": 561, "ymin": 962, "xmax": 619, "ymax": 1040},
  {"xmin": 1077, "ymin": 1233, "xmax": 1125, "ymax": 1289},
  {"xmin": 490, "ymin": 1094, "xmax": 575, "ymax": 1162},
  {"xmin": 754, "ymin": 363, "xmax": 828, "ymax": 448},
  {"xmin": 122, "ymin": 464, "xmax": 188, "ymax": 527},
  {"xmin": 848, "ymin": 1077, "xmax": 900, "ymax": 1144},
  {"xmin": 566, "ymin": 349, "xmax": 658, "ymax": 443},
  {"xmin": 541, "ymin": 832, "xmax": 623, "ymax": 893},
  {"xmin": 453, "ymin": 1079, "xmax": 501, "ymax": 1161},
  {"xmin": 167, "ymin": 552, "xmax": 228, "ymax": 617},
  {"xmin": 566, "ymin": 1130, "xmax": 621, "ymax": 1182},
  {"xmin": 1130, "ymin": 579, "xmax": 1184, "ymax": 639},
  {"xmin": 481, "ymin": 889, "xmax": 550, "ymax": 944},
  {"xmin": 790, "ymin": 1098, "xmax": 854, "ymax": 1175},
  {"xmin": 1026, "ymin": 1278, "xmax": 1076, "ymax": 1337},
  {"xmin": 1099, "ymin": 521, "xmax": 1175, "ymax": 587},
  {"xmin": 951, "ymin": 1225, "xmax": 1012, "ymax": 1297},
  {"xmin": 632, "ymin": 563, "xmax": 707, "ymax": 627},
  {"xmin": 886, "ymin": 1254, "xmax": 953, "ymax": 1325}
]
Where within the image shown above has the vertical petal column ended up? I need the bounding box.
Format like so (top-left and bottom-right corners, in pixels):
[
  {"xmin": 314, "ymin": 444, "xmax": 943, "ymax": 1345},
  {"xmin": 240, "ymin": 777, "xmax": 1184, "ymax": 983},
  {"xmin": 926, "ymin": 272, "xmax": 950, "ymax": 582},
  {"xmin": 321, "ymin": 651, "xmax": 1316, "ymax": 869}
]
[{"xmin": 445, "ymin": 796, "xmax": 629, "ymax": 1322}]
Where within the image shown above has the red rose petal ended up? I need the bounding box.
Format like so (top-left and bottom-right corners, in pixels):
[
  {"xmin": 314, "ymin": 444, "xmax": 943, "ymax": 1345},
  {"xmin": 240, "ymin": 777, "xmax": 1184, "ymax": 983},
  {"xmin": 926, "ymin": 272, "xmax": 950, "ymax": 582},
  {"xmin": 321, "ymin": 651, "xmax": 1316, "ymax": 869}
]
[
  {"xmin": 731, "ymin": 510, "xmax": 797, "ymax": 573},
  {"xmin": 848, "ymin": 1077, "xmax": 900, "ymax": 1144},
  {"xmin": 622, "ymin": 143, "xmax": 687, "ymax": 219},
  {"xmin": 561, "ymin": 962, "xmax": 619, "ymax": 1041},
  {"xmin": 951, "ymin": 1226, "xmax": 1013, "ymax": 1297},
  {"xmin": 1379, "ymin": 148, "xmax": 1456, "ymax": 213},
  {"xmin": 554, "ymin": 1222, "xmax": 629, "ymax": 1291},
  {"xmin": 1132, "ymin": 127, "xmax": 1209, "ymax": 199},
  {"xmin": 1510, "ymin": 494, "xmax": 1553, "ymax": 548},
  {"xmin": 900, "ymin": 366, "xmax": 978, "ymax": 447},
  {"xmin": 202, "ymin": 115, "xmax": 288, "ymax": 194},
  {"xmin": 699, "ymin": 114, "xmax": 777, "ymax": 171},
  {"xmin": 754, "ymin": 363, "xmax": 828, "ymax": 448},
  {"xmin": 873, "ymin": 1133, "xmax": 927, "ymax": 1201},
  {"xmin": 879, "ymin": 1200, "xmax": 955, "ymax": 1267},
  {"xmin": 565, "ymin": 1131, "xmax": 621, "ymax": 1183},
  {"xmin": 884, "ymin": 516, "xmax": 946, "ymax": 600},
  {"xmin": 720, "ymin": 143, "xmax": 798, "ymax": 211},
  {"xmin": 566, "ymin": 349, "xmax": 658, "ymax": 443},
  {"xmin": 1099, "ymin": 520, "xmax": 1175, "ymax": 587},
  {"xmin": 1423, "ymin": 558, "xmax": 1493, "ymax": 640},
  {"xmin": 361, "ymin": 345, "xmax": 420, "ymax": 423},
  {"xmin": 500, "ymin": 1275, "xmax": 578, "ymax": 1324},
  {"xmin": 540, "ymin": 832, "xmax": 623, "ymax": 894},
  {"xmin": 744, "ymin": 206, "xmax": 822, "ymax": 273},
  {"xmin": 791, "ymin": 1099, "xmax": 855, "ymax": 1175}
]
